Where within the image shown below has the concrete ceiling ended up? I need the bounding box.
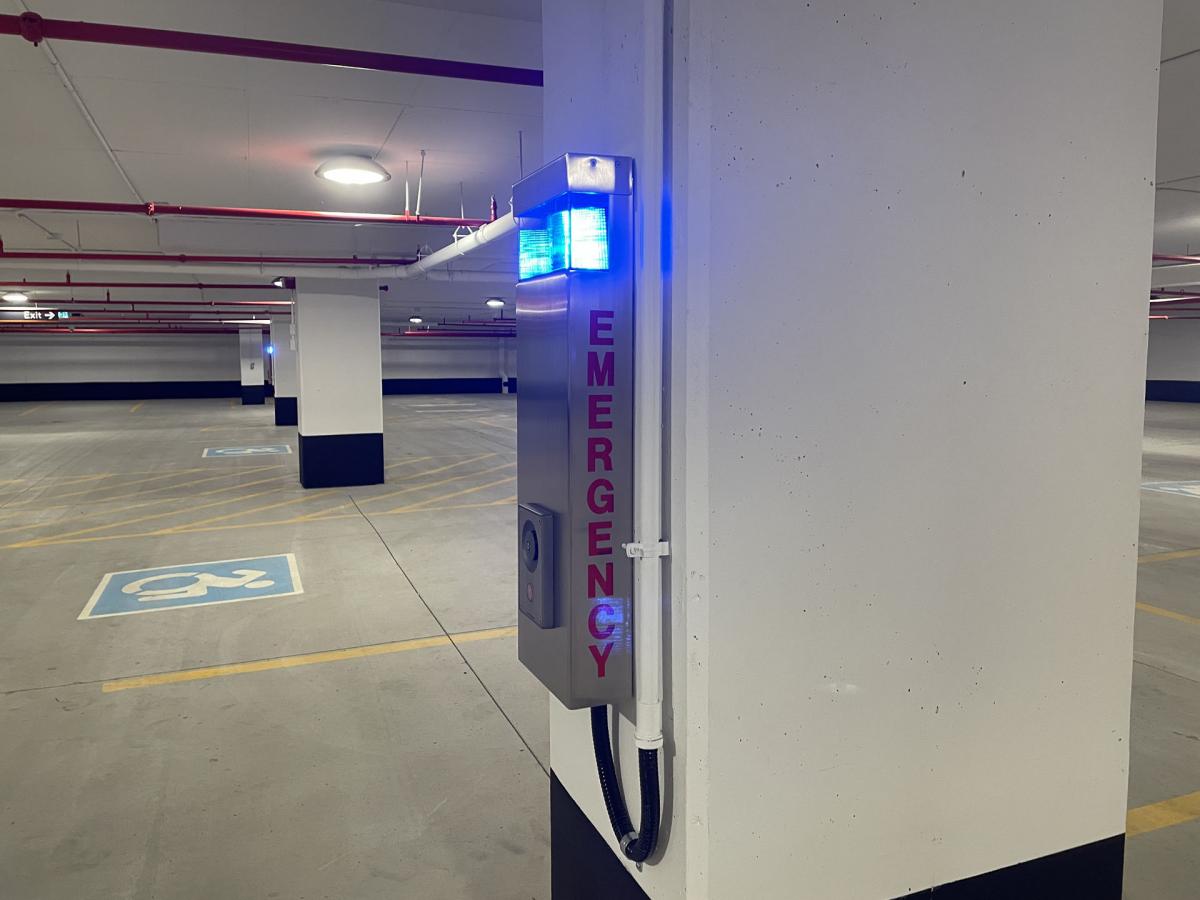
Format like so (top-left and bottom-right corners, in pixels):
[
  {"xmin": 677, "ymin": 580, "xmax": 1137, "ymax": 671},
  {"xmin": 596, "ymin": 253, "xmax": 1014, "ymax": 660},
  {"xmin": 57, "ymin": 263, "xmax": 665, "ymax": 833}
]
[
  {"xmin": 1156, "ymin": 0, "xmax": 1200, "ymax": 256},
  {"xmin": 0, "ymin": 0, "xmax": 542, "ymax": 322}
]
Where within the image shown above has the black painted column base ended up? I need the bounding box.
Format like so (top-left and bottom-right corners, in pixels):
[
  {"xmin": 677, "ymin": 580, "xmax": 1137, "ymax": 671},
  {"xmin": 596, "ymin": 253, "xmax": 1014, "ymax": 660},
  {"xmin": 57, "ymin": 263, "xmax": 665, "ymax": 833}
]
[
  {"xmin": 551, "ymin": 769, "xmax": 1122, "ymax": 900},
  {"xmin": 297, "ymin": 432, "xmax": 384, "ymax": 488},
  {"xmin": 241, "ymin": 384, "xmax": 266, "ymax": 405},
  {"xmin": 895, "ymin": 834, "xmax": 1124, "ymax": 898},
  {"xmin": 274, "ymin": 396, "xmax": 298, "ymax": 426},
  {"xmin": 551, "ymin": 771, "xmax": 649, "ymax": 900}
]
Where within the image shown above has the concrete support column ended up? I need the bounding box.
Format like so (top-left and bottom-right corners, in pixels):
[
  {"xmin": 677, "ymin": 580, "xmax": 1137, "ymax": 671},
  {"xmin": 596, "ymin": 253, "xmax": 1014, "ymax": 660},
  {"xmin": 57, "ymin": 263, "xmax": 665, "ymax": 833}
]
[
  {"xmin": 237, "ymin": 328, "xmax": 265, "ymax": 405},
  {"xmin": 270, "ymin": 316, "xmax": 298, "ymax": 426},
  {"xmin": 1145, "ymin": 318, "xmax": 1200, "ymax": 401},
  {"xmin": 540, "ymin": 2, "xmax": 1161, "ymax": 899},
  {"xmin": 293, "ymin": 280, "xmax": 383, "ymax": 488}
]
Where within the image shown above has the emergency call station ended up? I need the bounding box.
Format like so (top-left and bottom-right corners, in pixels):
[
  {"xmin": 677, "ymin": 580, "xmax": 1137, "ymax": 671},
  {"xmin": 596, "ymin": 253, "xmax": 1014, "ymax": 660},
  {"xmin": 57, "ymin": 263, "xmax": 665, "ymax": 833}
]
[{"xmin": 515, "ymin": 154, "xmax": 635, "ymax": 710}]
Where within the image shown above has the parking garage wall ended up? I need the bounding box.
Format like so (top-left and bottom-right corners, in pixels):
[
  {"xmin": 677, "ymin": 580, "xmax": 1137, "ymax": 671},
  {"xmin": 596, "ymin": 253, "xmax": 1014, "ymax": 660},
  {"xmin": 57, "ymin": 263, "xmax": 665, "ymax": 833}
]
[
  {"xmin": 1146, "ymin": 318, "xmax": 1200, "ymax": 401},
  {"xmin": 0, "ymin": 333, "xmax": 241, "ymax": 400},
  {"xmin": 0, "ymin": 333, "xmax": 516, "ymax": 400}
]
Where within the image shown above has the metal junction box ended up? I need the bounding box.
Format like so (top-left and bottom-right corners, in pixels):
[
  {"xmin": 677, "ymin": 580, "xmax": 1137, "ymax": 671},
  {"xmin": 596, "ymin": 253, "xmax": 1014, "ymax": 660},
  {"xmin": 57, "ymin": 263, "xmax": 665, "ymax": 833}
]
[{"xmin": 515, "ymin": 154, "xmax": 635, "ymax": 709}]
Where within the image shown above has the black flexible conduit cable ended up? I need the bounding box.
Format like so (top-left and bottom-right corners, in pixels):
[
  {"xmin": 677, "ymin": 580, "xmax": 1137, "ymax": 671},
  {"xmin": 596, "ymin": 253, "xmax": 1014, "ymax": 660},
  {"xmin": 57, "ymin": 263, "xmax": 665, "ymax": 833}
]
[{"xmin": 590, "ymin": 705, "xmax": 661, "ymax": 864}]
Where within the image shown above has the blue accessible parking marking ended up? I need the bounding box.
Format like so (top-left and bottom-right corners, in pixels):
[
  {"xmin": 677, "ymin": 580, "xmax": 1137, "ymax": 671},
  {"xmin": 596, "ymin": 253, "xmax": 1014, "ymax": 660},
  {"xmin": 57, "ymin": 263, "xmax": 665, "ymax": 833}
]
[
  {"xmin": 79, "ymin": 554, "xmax": 303, "ymax": 620},
  {"xmin": 1142, "ymin": 481, "xmax": 1200, "ymax": 500},
  {"xmin": 202, "ymin": 444, "xmax": 292, "ymax": 458}
]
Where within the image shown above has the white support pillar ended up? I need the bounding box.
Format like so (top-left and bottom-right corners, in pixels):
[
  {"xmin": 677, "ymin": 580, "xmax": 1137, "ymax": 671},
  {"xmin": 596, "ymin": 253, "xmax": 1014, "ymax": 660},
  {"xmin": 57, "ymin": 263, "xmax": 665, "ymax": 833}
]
[
  {"xmin": 541, "ymin": 2, "xmax": 1161, "ymax": 899},
  {"xmin": 293, "ymin": 279, "xmax": 383, "ymax": 488},
  {"xmin": 237, "ymin": 327, "xmax": 265, "ymax": 405},
  {"xmin": 269, "ymin": 316, "xmax": 298, "ymax": 425}
]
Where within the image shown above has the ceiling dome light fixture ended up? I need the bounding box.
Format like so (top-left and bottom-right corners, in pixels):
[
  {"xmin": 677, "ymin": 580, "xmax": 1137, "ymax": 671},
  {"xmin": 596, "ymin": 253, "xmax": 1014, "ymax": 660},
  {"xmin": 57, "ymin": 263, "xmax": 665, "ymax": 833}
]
[
  {"xmin": 315, "ymin": 155, "xmax": 391, "ymax": 186},
  {"xmin": 485, "ymin": 297, "xmax": 506, "ymax": 309},
  {"xmin": 3, "ymin": 291, "xmax": 29, "ymax": 303},
  {"xmin": 408, "ymin": 316, "xmax": 424, "ymax": 324}
]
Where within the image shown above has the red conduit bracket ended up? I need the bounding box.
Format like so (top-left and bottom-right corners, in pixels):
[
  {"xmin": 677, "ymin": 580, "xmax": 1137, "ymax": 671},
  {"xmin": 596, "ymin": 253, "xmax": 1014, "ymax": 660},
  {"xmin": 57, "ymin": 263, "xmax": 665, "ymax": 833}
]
[{"xmin": 18, "ymin": 11, "xmax": 43, "ymax": 46}]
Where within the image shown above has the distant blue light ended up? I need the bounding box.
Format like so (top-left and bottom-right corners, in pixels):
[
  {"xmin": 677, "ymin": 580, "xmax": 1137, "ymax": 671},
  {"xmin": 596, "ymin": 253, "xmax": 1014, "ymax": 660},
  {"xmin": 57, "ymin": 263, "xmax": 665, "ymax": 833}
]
[
  {"xmin": 518, "ymin": 200, "xmax": 609, "ymax": 281},
  {"xmin": 266, "ymin": 344, "xmax": 274, "ymax": 355}
]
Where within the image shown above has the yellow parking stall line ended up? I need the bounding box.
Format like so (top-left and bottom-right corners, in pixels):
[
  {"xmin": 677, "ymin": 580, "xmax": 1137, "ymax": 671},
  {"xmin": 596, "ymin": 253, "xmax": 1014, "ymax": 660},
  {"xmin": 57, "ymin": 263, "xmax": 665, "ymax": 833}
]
[
  {"xmin": 28, "ymin": 466, "xmax": 215, "ymax": 503},
  {"xmin": 384, "ymin": 454, "xmax": 438, "ymax": 471},
  {"xmin": 156, "ymin": 491, "xmax": 334, "ymax": 534},
  {"xmin": 0, "ymin": 471, "xmax": 295, "ymax": 536},
  {"xmin": 357, "ymin": 453, "xmax": 499, "ymax": 504},
  {"xmin": 16, "ymin": 404, "xmax": 44, "ymax": 417},
  {"xmin": 1128, "ymin": 790, "xmax": 1200, "ymax": 837},
  {"xmin": 1136, "ymin": 602, "xmax": 1200, "ymax": 627},
  {"xmin": 359, "ymin": 461, "xmax": 513, "ymax": 507},
  {"xmin": 50, "ymin": 463, "xmax": 286, "ymax": 504},
  {"xmin": 381, "ymin": 475, "xmax": 517, "ymax": 515},
  {"xmin": 1138, "ymin": 546, "xmax": 1200, "ymax": 564},
  {"xmin": 0, "ymin": 495, "xmax": 519, "ymax": 547},
  {"xmin": 129, "ymin": 401, "xmax": 144, "ymax": 413},
  {"xmin": 101, "ymin": 625, "xmax": 518, "ymax": 693},
  {"xmin": 4, "ymin": 485, "xmax": 286, "ymax": 548}
]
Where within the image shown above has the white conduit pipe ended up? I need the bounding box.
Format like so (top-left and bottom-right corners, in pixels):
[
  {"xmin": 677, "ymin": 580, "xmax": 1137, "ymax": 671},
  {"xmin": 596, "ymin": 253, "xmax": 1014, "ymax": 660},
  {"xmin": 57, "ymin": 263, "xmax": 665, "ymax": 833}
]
[
  {"xmin": 630, "ymin": 0, "xmax": 666, "ymax": 753},
  {"xmin": 0, "ymin": 213, "xmax": 518, "ymax": 281}
]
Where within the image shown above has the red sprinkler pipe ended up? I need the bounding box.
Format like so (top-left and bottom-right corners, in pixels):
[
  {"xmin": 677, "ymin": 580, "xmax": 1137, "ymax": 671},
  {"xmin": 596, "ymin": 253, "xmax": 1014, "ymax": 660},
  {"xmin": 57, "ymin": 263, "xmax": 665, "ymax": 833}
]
[
  {"xmin": 0, "ymin": 247, "xmax": 415, "ymax": 266},
  {"xmin": 38, "ymin": 298, "xmax": 292, "ymax": 307},
  {"xmin": 0, "ymin": 198, "xmax": 493, "ymax": 228},
  {"xmin": 0, "ymin": 280, "xmax": 284, "ymax": 290},
  {"xmin": 4, "ymin": 12, "xmax": 543, "ymax": 87},
  {"xmin": 384, "ymin": 330, "xmax": 515, "ymax": 338}
]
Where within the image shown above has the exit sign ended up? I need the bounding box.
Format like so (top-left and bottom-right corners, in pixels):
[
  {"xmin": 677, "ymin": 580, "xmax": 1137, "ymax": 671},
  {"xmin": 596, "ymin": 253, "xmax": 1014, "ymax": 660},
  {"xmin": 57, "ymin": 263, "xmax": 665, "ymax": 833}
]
[{"xmin": 0, "ymin": 309, "xmax": 71, "ymax": 321}]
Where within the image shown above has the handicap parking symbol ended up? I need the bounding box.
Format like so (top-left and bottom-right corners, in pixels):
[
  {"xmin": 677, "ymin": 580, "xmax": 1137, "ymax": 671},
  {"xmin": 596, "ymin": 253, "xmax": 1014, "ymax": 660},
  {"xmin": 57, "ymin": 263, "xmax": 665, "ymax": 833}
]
[
  {"xmin": 79, "ymin": 554, "xmax": 303, "ymax": 619},
  {"xmin": 203, "ymin": 444, "xmax": 292, "ymax": 458}
]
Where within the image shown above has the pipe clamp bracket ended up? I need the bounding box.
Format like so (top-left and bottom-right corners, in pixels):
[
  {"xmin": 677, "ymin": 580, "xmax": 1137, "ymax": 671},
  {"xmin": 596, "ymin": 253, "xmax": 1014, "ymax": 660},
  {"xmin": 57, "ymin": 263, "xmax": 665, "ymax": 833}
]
[{"xmin": 623, "ymin": 540, "xmax": 669, "ymax": 559}]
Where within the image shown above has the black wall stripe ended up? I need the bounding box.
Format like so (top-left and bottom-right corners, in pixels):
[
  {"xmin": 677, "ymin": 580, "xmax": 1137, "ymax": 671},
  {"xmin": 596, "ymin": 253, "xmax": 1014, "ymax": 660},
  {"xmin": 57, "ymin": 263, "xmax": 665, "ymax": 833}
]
[
  {"xmin": 383, "ymin": 377, "xmax": 502, "ymax": 394},
  {"xmin": 1146, "ymin": 380, "xmax": 1200, "ymax": 402},
  {"xmin": 1, "ymin": 378, "xmax": 512, "ymax": 402},
  {"xmin": 0, "ymin": 381, "xmax": 241, "ymax": 401}
]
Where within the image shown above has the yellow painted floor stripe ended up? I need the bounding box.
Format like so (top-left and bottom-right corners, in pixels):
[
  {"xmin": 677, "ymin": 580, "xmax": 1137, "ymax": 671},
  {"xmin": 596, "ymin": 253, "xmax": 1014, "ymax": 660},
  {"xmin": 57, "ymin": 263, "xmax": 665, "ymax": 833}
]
[
  {"xmin": 1138, "ymin": 546, "xmax": 1200, "ymax": 564},
  {"xmin": 0, "ymin": 494, "xmax": 517, "ymax": 548},
  {"xmin": 17, "ymin": 404, "xmax": 43, "ymax": 417},
  {"xmin": 1128, "ymin": 790, "xmax": 1200, "ymax": 837},
  {"xmin": 101, "ymin": 625, "xmax": 517, "ymax": 693},
  {"xmin": 129, "ymin": 401, "xmax": 144, "ymax": 413},
  {"xmin": 1137, "ymin": 601, "xmax": 1200, "ymax": 627}
]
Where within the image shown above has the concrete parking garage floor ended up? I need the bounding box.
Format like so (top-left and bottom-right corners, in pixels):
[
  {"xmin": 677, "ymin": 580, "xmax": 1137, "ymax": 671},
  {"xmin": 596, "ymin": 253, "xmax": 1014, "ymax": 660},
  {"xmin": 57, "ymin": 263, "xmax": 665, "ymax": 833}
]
[
  {"xmin": 0, "ymin": 394, "xmax": 547, "ymax": 900},
  {"xmin": 2, "ymin": 396, "xmax": 1200, "ymax": 899}
]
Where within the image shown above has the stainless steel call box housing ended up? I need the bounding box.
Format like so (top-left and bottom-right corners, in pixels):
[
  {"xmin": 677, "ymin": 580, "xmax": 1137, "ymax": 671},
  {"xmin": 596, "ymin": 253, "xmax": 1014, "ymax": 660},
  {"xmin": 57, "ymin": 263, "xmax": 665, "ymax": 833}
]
[{"xmin": 515, "ymin": 154, "xmax": 635, "ymax": 709}]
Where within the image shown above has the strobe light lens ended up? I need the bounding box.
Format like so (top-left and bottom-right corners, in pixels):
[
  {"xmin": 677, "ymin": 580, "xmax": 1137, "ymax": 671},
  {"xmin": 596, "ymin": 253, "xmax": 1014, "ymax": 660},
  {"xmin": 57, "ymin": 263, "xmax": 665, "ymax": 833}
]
[{"xmin": 315, "ymin": 156, "xmax": 391, "ymax": 185}]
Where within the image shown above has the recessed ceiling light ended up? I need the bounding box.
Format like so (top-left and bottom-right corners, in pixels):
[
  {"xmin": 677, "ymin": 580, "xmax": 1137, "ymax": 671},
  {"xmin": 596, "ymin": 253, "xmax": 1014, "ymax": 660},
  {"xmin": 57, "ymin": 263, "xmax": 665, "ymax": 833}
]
[
  {"xmin": 221, "ymin": 319, "xmax": 270, "ymax": 325},
  {"xmin": 485, "ymin": 298, "xmax": 506, "ymax": 309},
  {"xmin": 3, "ymin": 291, "xmax": 29, "ymax": 303},
  {"xmin": 409, "ymin": 316, "xmax": 424, "ymax": 324},
  {"xmin": 315, "ymin": 156, "xmax": 391, "ymax": 186},
  {"xmin": 272, "ymin": 276, "xmax": 286, "ymax": 288}
]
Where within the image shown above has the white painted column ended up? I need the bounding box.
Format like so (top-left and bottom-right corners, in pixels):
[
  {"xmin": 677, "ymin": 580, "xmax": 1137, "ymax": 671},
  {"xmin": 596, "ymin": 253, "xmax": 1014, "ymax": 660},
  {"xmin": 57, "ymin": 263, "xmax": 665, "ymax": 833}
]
[
  {"xmin": 293, "ymin": 279, "xmax": 383, "ymax": 488},
  {"xmin": 237, "ymin": 327, "xmax": 265, "ymax": 405},
  {"xmin": 541, "ymin": 2, "xmax": 1161, "ymax": 899},
  {"xmin": 269, "ymin": 316, "xmax": 298, "ymax": 425}
]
